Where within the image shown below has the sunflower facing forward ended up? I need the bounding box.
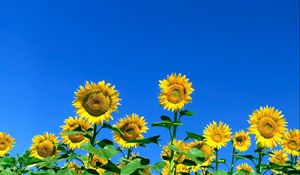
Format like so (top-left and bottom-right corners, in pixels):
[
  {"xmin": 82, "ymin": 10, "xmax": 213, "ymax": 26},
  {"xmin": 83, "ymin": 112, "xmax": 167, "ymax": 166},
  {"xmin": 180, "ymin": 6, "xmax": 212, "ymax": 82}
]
[
  {"xmin": 73, "ymin": 81, "xmax": 120, "ymax": 125},
  {"xmin": 236, "ymin": 163, "xmax": 254, "ymax": 175},
  {"xmin": 203, "ymin": 121, "xmax": 232, "ymax": 149},
  {"xmin": 30, "ymin": 132, "xmax": 59, "ymax": 159},
  {"xmin": 281, "ymin": 129, "xmax": 300, "ymax": 156},
  {"xmin": 113, "ymin": 114, "xmax": 148, "ymax": 148},
  {"xmin": 60, "ymin": 117, "xmax": 91, "ymax": 149},
  {"xmin": 159, "ymin": 73, "xmax": 194, "ymax": 111},
  {"xmin": 233, "ymin": 130, "xmax": 251, "ymax": 152},
  {"xmin": 0, "ymin": 132, "xmax": 15, "ymax": 157},
  {"xmin": 248, "ymin": 106, "xmax": 287, "ymax": 148}
]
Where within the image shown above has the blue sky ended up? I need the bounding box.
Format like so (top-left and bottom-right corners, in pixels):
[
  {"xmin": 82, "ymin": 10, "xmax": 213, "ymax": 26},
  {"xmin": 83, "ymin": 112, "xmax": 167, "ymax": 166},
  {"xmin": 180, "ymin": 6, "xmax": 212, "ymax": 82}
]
[{"xmin": 0, "ymin": 0, "xmax": 299, "ymax": 172}]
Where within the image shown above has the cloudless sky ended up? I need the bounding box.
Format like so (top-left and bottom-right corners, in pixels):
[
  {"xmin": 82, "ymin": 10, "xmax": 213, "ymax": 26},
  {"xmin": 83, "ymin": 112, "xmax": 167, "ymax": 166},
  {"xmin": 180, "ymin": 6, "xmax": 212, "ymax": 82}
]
[{"xmin": 0, "ymin": 0, "xmax": 299, "ymax": 173}]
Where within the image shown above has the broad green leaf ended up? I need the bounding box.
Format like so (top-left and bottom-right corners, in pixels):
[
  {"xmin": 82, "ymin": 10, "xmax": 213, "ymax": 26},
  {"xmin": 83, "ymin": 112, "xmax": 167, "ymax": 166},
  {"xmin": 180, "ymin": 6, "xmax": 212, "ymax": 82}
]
[
  {"xmin": 152, "ymin": 161, "xmax": 166, "ymax": 170},
  {"xmin": 180, "ymin": 110, "xmax": 194, "ymax": 116},
  {"xmin": 102, "ymin": 123, "xmax": 124, "ymax": 135},
  {"xmin": 184, "ymin": 131, "xmax": 205, "ymax": 141},
  {"xmin": 160, "ymin": 115, "xmax": 172, "ymax": 122},
  {"xmin": 127, "ymin": 136, "xmax": 160, "ymax": 145},
  {"xmin": 120, "ymin": 159, "xmax": 146, "ymax": 175},
  {"xmin": 80, "ymin": 143, "xmax": 106, "ymax": 160},
  {"xmin": 103, "ymin": 145, "xmax": 118, "ymax": 158}
]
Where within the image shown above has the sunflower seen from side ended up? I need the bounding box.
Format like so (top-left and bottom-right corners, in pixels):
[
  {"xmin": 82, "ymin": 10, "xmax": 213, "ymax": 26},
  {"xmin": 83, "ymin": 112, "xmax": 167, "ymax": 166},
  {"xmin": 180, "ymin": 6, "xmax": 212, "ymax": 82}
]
[
  {"xmin": 161, "ymin": 140, "xmax": 189, "ymax": 164},
  {"xmin": 248, "ymin": 106, "xmax": 287, "ymax": 148},
  {"xmin": 86, "ymin": 155, "xmax": 108, "ymax": 174},
  {"xmin": 68, "ymin": 162, "xmax": 83, "ymax": 174},
  {"xmin": 236, "ymin": 163, "xmax": 254, "ymax": 175},
  {"xmin": 159, "ymin": 73, "xmax": 194, "ymax": 111},
  {"xmin": 60, "ymin": 117, "xmax": 91, "ymax": 150},
  {"xmin": 203, "ymin": 121, "xmax": 232, "ymax": 149},
  {"xmin": 73, "ymin": 81, "xmax": 120, "ymax": 125},
  {"xmin": 30, "ymin": 132, "xmax": 59, "ymax": 159},
  {"xmin": 233, "ymin": 130, "xmax": 251, "ymax": 152},
  {"xmin": 269, "ymin": 150, "xmax": 289, "ymax": 174},
  {"xmin": 113, "ymin": 113, "xmax": 148, "ymax": 148},
  {"xmin": 281, "ymin": 129, "xmax": 300, "ymax": 156},
  {"xmin": 0, "ymin": 132, "xmax": 15, "ymax": 157}
]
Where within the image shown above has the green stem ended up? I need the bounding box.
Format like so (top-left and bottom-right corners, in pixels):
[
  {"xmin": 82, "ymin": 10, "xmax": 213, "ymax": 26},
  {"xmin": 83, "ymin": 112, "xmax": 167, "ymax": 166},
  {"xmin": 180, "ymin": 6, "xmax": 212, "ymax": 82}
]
[
  {"xmin": 88, "ymin": 124, "xmax": 98, "ymax": 166},
  {"xmin": 256, "ymin": 151, "xmax": 263, "ymax": 173},
  {"xmin": 127, "ymin": 148, "xmax": 132, "ymax": 160},
  {"xmin": 215, "ymin": 149, "xmax": 219, "ymax": 171},
  {"xmin": 230, "ymin": 147, "xmax": 236, "ymax": 174},
  {"xmin": 169, "ymin": 111, "xmax": 179, "ymax": 175}
]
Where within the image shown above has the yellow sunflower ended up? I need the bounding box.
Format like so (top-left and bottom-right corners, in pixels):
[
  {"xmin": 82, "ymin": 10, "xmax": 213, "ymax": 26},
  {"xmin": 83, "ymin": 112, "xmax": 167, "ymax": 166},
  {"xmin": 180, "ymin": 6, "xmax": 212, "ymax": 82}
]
[
  {"xmin": 236, "ymin": 163, "xmax": 254, "ymax": 175},
  {"xmin": 0, "ymin": 132, "xmax": 15, "ymax": 157},
  {"xmin": 187, "ymin": 141, "xmax": 215, "ymax": 171},
  {"xmin": 73, "ymin": 81, "xmax": 120, "ymax": 125},
  {"xmin": 159, "ymin": 73, "xmax": 194, "ymax": 111},
  {"xmin": 68, "ymin": 162, "xmax": 83, "ymax": 174},
  {"xmin": 60, "ymin": 117, "xmax": 91, "ymax": 149},
  {"xmin": 161, "ymin": 162, "xmax": 190, "ymax": 175},
  {"xmin": 113, "ymin": 113, "xmax": 148, "ymax": 148},
  {"xmin": 203, "ymin": 121, "xmax": 232, "ymax": 149},
  {"xmin": 248, "ymin": 106, "xmax": 287, "ymax": 148},
  {"xmin": 85, "ymin": 155, "xmax": 108, "ymax": 174},
  {"xmin": 233, "ymin": 130, "xmax": 251, "ymax": 152},
  {"xmin": 161, "ymin": 140, "xmax": 189, "ymax": 164},
  {"xmin": 30, "ymin": 132, "xmax": 59, "ymax": 159},
  {"xmin": 281, "ymin": 129, "xmax": 300, "ymax": 156},
  {"xmin": 269, "ymin": 150, "xmax": 289, "ymax": 174}
]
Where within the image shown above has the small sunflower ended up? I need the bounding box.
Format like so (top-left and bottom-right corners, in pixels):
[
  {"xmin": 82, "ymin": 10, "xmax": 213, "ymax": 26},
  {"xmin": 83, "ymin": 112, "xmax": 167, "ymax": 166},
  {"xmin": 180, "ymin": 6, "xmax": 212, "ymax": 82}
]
[
  {"xmin": 203, "ymin": 121, "xmax": 232, "ymax": 149},
  {"xmin": 187, "ymin": 141, "xmax": 215, "ymax": 171},
  {"xmin": 30, "ymin": 132, "xmax": 59, "ymax": 159},
  {"xmin": 68, "ymin": 162, "xmax": 83, "ymax": 174},
  {"xmin": 248, "ymin": 106, "xmax": 287, "ymax": 148},
  {"xmin": 0, "ymin": 132, "xmax": 15, "ymax": 157},
  {"xmin": 73, "ymin": 81, "xmax": 120, "ymax": 125},
  {"xmin": 113, "ymin": 113, "xmax": 148, "ymax": 148},
  {"xmin": 233, "ymin": 130, "xmax": 251, "ymax": 152},
  {"xmin": 159, "ymin": 73, "xmax": 194, "ymax": 111},
  {"xmin": 161, "ymin": 162, "xmax": 190, "ymax": 175},
  {"xmin": 60, "ymin": 117, "xmax": 92, "ymax": 149},
  {"xmin": 281, "ymin": 129, "xmax": 300, "ymax": 156},
  {"xmin": 161, "ymin": 140, "xmax": 189, "ymax": 163},
  {"xmin": 269, "ymin": 150, "xmax": 289, "ymax": 174},
  {"xmin": 236, "ymin": 163, "xmax": 254, "ymax": 175},
  {"xmin": 85, "ymin": 155, "xmax": 108, "ymax": 174}
]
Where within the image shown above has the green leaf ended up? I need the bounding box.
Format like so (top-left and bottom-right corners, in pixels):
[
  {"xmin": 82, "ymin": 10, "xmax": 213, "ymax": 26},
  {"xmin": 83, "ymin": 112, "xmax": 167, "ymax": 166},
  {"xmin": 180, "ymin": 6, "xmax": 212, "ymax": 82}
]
[
  {"xmin": 184, "ymin": 131, "xmax": 205, "ymax": 141},
  {"xmin": 80, "ymin": 143, "xmax": 106, "ymax": 160},
  {"xmin": 97, "ymin": 139, "xmax": 114, "ymax": 148},
  {"xmin": 102, "ymin": 123, "xmax": 124, "ymax": 135},
  {"xmin": 0, "ymin": 170, "xmax": 13, "ymax": 175},
  {"xmin": 102, "ymin": 145, "xmax": 118, "ymax": 158},
  {"xmin": 212, "ymin": 170, "xmax": 227, "ymax": 175},
  {"xmin": 180, "ymin": 110, "xmax": 194, "ymax": 116},
  {"xmin": 56, "ymin": 168, "xmax": 75, "ymax": 175},
  {"xmin": 160, "ymin": 115, "xmax": 172, "ymax": 122},
  {"xmin": 152, "ymin": 161, "xmax": 166, "ymax": 170},
  {"xmin": 120, "ymin": 159, "xmax": 146, "ymax": 175},
  {"xmin": 151, "ymin": 121, "xmax": 172, "ymax": 129},
  {"xmin": 127, "ymin": 136, "xmax": 160, "ymax": 145},
  {"xmin": 181, "ymin": 159, "xmax": 197, "ymax": 166}
]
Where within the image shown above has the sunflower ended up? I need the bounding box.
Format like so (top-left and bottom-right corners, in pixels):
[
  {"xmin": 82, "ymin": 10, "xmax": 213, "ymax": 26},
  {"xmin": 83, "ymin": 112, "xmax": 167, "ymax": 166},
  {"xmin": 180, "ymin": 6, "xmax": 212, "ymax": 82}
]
[
  {"xmin": 161, "ymin": 162, "xmax": 190, "ymax": 175},
  {"xmin": 236, "ymin": 163, "xmax": 254, "ymax": 175},
  {"xmin": 203, "ymin": 121, "xmax": 232, "ymax": 149},
  {"xmin": 68, "ymin": 162, "xmax": 83, "ymax": 174},
  {"xmin": 30, "ymin": 132, "xmax": 59, "ymax": 159},
  {"xmin": 248, "ymin": 106, "xmax": 287, "ymax": 148},
  {"xmin": 269, "ymin": 150, "xmax": 289, "ymax": 174},
  {"xmin": 113, "ymin": 113, "xmax": 148, "ymax": 148},
  {"xmin": 281, "ymin": 129, "xmax": 300, "ymax": 156},
  {"xmin": 233, "ymin": 130, "xmax": 251, "ymax": 152},
  {"xmin": 159, "ymin": 73, "xmax": 194, "ymax": 111},
  {"xmin": 0, "ymin": 132, "xmax": 15, "ymax": 157},
  {"xmin": 187, "ymin": 141, "xmax": 215, "ymax": 171},
  {"xmin": 161, "ymin": 140, "xmax": 189, "ymax": 163},
  {"xmin": 85, "ymin": 155, "xmax": 108, "ymax": 174},
  {"xmin": 73, "ymin": 81, "xmax": 120, "ymax": 125},
  {"xmin": 60, "ymin": 117, "xmax": 92, "ymax": 149}
]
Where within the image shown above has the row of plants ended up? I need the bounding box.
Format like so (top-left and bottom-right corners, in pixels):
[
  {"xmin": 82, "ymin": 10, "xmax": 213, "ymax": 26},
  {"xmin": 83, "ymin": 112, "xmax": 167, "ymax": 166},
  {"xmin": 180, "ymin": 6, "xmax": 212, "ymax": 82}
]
[{"xmin": 0, "ymin": 73, "xmax": 299, "ymax": 175}]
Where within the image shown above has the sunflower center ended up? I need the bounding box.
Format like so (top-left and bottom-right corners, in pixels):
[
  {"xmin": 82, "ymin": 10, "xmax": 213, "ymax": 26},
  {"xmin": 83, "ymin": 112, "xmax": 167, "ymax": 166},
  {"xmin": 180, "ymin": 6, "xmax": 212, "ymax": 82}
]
[
  {"xmin": 287, "ymin": 140, "xmax": 299, "ymax": 150},
  {"xmin": 167, "ymin": 84, "xmax": 185, "ymax": 104},
  {"xmin": 68, "ymin": 134, "xmax": 85, "ymax": 143},
  {"xmin": 257, "ymin": 117, "xmax": 277, "ymax": 139},
  {"xmin": 212, "ymin": 131, "xmax": 224, "ymax": 143},
  {"xmin": 121, "ymin": 123, "xmax": 140, "ymax": 141},
  {"xmin": 0, "ymin": 139, "xmax": 9, "ymax": 151},
  {"xmin": 83, "ymin": 91, "xmax": 111, "ymax": 116},
  {"xmin": 37, "ymin": 140, "xmax": 56, "ymax": 158},
  {"xmin": 235, "ymin": 136, "xmax": 245, "ymax": 145}
]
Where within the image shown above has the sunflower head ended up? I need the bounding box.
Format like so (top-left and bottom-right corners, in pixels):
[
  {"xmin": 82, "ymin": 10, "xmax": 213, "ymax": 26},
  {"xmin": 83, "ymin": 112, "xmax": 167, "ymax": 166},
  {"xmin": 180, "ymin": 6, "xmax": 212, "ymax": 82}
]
[
  {"xmin": 161, "ymin": 162, "xmax": 190, "ymax": 175},
  {"xmin": 0, "ymin": 132, "xmax": 15, "ymax": 157},
  {"xmin": 236, "ymin": 163, "xmax": 254, "ymax": 175},
  {"xmin": 203, "ymin": 121, "xmax": 232, "ymax": 149},
  {"xmin": 68, "ymin": 162, "xmax": 83, "ymax": 174},
  {"xmin": 248, "ymin": 106, "xmax": 287, "ymax": 148},
  {"xmin": 233, "ymin": 130, "xmax": 251, "ymax": 152},
  {"xmin": 30, "ymin": 132, "xmax": 59, "ymax": 159},
  {"xmin": 269, "ymin": 150, "xmax": 289, "ymax": 174},
  {"xmin": 281, "ymin": 129, "xmax": 300, "ymax": 156},
  {"xmin": 60, "ymin": 117, "xmax": 92, "ymax": 150},
  {"xmin": 159, "ymin": 73, "xmax": 194, "ymax": 111},
  {"xmin": 187, "ymin": 141, "xmax": 215, "ymax": 171},
  {"xmin": 89, "ymin": 155, "xmax": 108, "ymax": 174},
  {"xmin": 161, "ymin": 140, "xmax": 189, "ymax": 164},
  {"xmin": 73, "ymin": 81, "xmax": 120, "ymax": 125},
  {"xmin": 113, "ymin": 114, "xmax": 148, "ymax": 148}
]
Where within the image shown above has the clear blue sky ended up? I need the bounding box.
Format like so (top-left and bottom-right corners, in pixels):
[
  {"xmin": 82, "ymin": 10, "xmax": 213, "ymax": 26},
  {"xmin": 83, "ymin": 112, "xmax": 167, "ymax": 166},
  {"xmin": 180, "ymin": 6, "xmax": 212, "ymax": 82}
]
[{"xmin": 0, "ymin": 0, "xmax": 299, "ymax": 172}]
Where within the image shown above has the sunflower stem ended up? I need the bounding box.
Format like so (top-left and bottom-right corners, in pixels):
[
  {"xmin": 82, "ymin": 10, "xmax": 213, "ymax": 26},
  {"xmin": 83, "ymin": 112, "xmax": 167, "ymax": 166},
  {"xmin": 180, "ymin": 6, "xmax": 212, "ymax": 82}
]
[
  {"xmin": 256, "ymin": 146, "xmax": 263, "ymax": 174},
  {"xmin": 215, "ymin": 148, "xmax": 219, "ymax": 171},
  {"xmin": 88, "ymin": 124, "xmax": 98, "ymax": 166},
  {"xmin": 230, "ymin": 146, "xmax": 236, "ymax": 174},
  {"xmin": 169, "ymin": 111, "xmax": 179, "ymax": 175}
]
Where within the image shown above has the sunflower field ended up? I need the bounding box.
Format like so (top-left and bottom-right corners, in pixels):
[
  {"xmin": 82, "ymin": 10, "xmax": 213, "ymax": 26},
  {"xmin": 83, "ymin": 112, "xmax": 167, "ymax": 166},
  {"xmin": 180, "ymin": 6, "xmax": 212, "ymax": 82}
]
[{"xmin": 0, "ymin": 73, "xmax": 299, "ymax": 175}]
